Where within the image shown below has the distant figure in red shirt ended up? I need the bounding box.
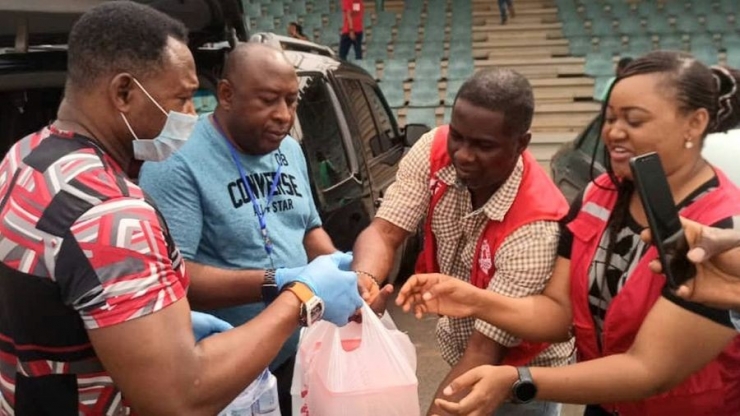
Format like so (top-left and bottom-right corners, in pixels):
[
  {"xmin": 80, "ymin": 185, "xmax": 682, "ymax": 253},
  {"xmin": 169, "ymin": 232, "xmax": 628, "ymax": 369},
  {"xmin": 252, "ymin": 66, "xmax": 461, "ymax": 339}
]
[{"xmin": 339, "ymin": 0, "xmax": 364, "ymax": 60}]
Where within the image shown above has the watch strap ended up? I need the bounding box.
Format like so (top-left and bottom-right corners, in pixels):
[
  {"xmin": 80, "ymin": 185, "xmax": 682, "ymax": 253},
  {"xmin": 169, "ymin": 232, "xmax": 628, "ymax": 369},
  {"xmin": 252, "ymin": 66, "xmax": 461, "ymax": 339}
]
[
  {"xmin": 283, "ymin": 282, "xmax": 321, "ymax": 326},
  {"xmin": 261, "ymin": 269, "xmax": 278, "ymax": 305},
  {"xmin": 512, "ymin": 366, "xmax": 537, "ymax": 404},
  {"xmin": 284, "ymin": 282, "xmax": 314, "ymax": 303}
]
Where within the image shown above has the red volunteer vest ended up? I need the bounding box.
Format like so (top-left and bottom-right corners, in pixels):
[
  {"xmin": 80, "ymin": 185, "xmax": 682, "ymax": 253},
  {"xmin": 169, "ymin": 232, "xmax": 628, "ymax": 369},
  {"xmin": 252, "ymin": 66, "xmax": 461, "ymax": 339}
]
[
  {"xmin": 415, "ymin": 125, "xmax": 569, "ymax": 366},
  {"xmin": 569, "ymin": 172, "xmax": 740, "ymax": 416}
]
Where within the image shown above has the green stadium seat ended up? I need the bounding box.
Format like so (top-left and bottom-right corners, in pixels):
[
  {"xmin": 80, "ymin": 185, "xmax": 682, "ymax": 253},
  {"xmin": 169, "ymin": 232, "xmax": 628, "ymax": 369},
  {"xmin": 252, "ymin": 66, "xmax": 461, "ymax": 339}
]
[
  {"xmin": 409, "ymin": 79, "xmax": 441, "ymax": 107},
  {"xmin": 727, "ymin": 48, "xmax": 740, "ymax": 68},
  {"xmin": 414, "ymin": 58, "xmax": 442, "ymax": 81},
  {"xmin": 618, "ymin": 19, "xmax": 645, "ymax": 36},
  {"xmin": 584, "ymin": 53, "xmax": 615, "ymax": 77},
  {"xmin": 597, "ymin": 36, "xmax": 624, "ymax": 55},
  {"xmin": 393, "ymin": 42, "xmax": 417, "ymax": 60},
  {"xmin": 382, "ymin": 59, "xmax": 410, "ymax": 81},
  {"xmin": 692, "ymin": 48, "xmax": 720, "ymax": 65},
  {"xmin": 647, "ymin": 15, "xmax": 673, "ymax": 35},
  {"xmin": 443, "ymin": 106, "xmax": 452, "ymax": 124},
  {"xmin": 267, "ymin": 1, "xmax": 285, "ymax": 17},
  {"xmin": 406, "ymin": 108, "xmax": 437, "ymax": 128},
  {"xmin": 445, "ymin": 79, "xmax": 465, "ymax": 105},
  {"xmin": 658, "ymin": 35, "xmax": 685, "ymax": 51},
  {"xmin": 625, "ymin": 35, "xmax": 654, "ymax": 55},
  {"xmin": 288, "ymin": 1, "xmax": 307, "ymax": 16},
  {"xmin": 255, "ymin": 19, "xmax": 275, "ymax": 31},
  {"xmin": 244, "ymin": 2, "xmax": 262, "ymax": 18},
  {"xmin": 301, "ymin": 13, "xmax": 323, "ymax": 28},
  {"xmin": 675, "ymin": 15, "xmax": 704, "ymax": 34},
  {"xmin": 705, "ymin": 13, "xmax": 733, "ymax": 35},
  {"xmin": 723, "ymin": 33, "xmax": 740, "ymax": 51},
  {"xmin": 379, "ymin": 80, "xmax": 406, "ymax": 108},
  {"xmin": 570, "ymin": 36, "xmax": 594, "ymax": 56}
]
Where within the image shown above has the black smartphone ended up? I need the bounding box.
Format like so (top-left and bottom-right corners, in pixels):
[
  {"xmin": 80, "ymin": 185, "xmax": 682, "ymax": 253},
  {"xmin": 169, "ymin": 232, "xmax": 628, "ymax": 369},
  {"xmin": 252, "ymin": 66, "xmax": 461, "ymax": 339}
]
[{"xmin": 629, "ymin": 152, "xmax": 696, "ymax": 289}]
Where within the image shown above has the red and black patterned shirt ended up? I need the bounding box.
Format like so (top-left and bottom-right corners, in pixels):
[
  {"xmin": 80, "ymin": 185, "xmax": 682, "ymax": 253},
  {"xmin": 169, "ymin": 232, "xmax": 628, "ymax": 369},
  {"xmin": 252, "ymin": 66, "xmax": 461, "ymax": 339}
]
[{"xmin": 0, "ymin": 127, "xmax": 188, "ymax": 415}]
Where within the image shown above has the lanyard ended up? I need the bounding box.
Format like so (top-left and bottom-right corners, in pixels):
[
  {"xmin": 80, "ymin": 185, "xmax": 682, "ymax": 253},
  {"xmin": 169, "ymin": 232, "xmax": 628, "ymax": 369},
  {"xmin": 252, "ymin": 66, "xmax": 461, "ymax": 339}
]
[{"xmin": 212, "ymin": 115, "xmax": 283, "ymax": 264}]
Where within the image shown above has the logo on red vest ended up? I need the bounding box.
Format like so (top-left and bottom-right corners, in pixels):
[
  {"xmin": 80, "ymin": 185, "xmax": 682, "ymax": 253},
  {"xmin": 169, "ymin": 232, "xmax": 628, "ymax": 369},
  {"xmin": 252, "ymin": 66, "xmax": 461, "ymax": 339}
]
[
  {"xmin": 479, "ymin": 239, "xmax": 492, "ymax": 276},
  {"xmin": 429, "ymin": 176, "xmax": 442, "ymax": 195}
]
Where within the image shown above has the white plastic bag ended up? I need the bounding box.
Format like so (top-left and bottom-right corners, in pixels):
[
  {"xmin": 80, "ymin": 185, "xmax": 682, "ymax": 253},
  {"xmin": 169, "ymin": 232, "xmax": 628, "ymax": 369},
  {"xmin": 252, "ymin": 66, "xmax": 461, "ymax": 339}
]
[
  {"xmin": 291, "ymin": 304, "xmax": 419, "ymax": 416},
  {"xmin": 220, "ymin": 368, "xmax": 281, "ymax": 416}
]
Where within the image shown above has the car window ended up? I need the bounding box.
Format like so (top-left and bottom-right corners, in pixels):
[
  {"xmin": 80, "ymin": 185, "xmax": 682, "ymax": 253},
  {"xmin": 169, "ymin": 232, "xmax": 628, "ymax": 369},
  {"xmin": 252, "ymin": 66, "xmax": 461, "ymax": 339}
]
[
  {"xmin": 292, "ymin": 74, "xmax": 352, "ymax": 199},
  {"xmin": 360, "ymin": 82, "xmax": 402, "ymax": 155},
  {"xmin": 577, "ymin": 115, "xmax": 602, "ymax": 156},
  {"xmin": 336, "ymin": 78, "xmax": 382, "ymax": 155},
  {"xmin": 1, "ymin": 88, "xmax": 63, "ymax": 158}
]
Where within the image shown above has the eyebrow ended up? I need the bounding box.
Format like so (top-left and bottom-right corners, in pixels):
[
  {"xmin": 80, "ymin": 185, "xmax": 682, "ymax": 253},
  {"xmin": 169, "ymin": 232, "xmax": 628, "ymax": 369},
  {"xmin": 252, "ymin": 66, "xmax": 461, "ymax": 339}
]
[
  {"xmin": 606, "ymin": 105, "xmax": 651, "ymax": 115},
  {"xmin": 449, "ymin": 126, "xmax": 500, "ymax": 143}
]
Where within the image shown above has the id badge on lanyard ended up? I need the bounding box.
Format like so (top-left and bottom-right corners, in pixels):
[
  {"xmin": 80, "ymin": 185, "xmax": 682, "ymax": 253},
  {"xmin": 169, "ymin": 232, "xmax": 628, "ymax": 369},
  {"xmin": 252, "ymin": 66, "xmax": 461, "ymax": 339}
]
[{"xmin": 212, "ymin": 115, "xmax": 283, "ymax": 268}]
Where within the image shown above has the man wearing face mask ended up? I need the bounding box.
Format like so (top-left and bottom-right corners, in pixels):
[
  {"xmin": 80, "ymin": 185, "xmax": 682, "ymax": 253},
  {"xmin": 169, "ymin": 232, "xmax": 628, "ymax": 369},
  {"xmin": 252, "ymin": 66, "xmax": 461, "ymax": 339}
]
[
  {"xmin": 138, "ymin": 42, "xmax": 377, "ymax": 415},
  {"xmin": 0, "ymin": 3, "xmax": 362, "ymax": 415}
]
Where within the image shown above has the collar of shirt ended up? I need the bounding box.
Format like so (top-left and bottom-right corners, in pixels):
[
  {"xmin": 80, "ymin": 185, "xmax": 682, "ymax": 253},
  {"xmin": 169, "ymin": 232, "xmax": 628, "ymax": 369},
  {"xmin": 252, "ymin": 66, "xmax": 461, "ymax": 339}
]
[{"xmin": 435, "ymin": 156, "xmax": 524, "ymax": 221}]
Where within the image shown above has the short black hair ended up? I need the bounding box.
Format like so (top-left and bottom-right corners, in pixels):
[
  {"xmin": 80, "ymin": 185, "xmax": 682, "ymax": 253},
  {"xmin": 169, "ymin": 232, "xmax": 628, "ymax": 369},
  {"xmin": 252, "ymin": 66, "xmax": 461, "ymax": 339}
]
[
  {"xmin": 454, "ymin": 68, "xmax": 534, "ymax": 136},
  {"xmin": 67, "ymin": 1, "xmax": 188, "ymax": 90}
]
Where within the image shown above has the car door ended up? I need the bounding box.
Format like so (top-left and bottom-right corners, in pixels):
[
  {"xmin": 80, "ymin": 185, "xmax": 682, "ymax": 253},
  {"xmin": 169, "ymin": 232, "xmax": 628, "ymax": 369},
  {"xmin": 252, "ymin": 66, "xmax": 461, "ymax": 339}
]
[
  {"xmin": 291, "ymin": 71, "xmax": 371, "ymax": 251},
  {"xmin": 333, "ymin": 74, "xmax": 405, "ymax": 211},
  {"xmin": 551, "ymin": 115, "xmax": 607, "ymax": 202}
]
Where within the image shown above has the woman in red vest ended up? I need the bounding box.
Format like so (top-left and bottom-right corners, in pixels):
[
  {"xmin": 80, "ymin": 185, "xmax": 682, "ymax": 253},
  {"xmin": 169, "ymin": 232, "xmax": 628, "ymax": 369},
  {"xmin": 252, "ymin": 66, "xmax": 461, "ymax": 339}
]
[{"xmin": 397, "ymin": 51, "xmax": 740, "ymax": 416}]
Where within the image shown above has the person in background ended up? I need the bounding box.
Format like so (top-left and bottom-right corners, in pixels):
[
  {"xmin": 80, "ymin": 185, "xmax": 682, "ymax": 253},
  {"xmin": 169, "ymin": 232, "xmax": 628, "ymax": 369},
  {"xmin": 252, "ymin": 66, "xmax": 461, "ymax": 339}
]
[
  {"xmin": 139, "ymin": 42, "xmax": 376, "ymax": 416},
  {"xmin": 288, "ymin": 22, "xmax": 308, "ymax": 41},
  {"xmin": 0, "ymin": 3, "xmax": 362, "ymax": 415},
  {"xmin": 352, "ymin": 68, "xmax": 574, "ymax": 416},
  {"xmin": 499, "ymin": 0, "xmax": 516, "ymax": 24},
  {"xmin": 397, "ymin": 51, "xmax": 740, "ymax": 416},
  {"xmin": 339, "ymin": 0, "xmax": 365, "ymax": 60}
]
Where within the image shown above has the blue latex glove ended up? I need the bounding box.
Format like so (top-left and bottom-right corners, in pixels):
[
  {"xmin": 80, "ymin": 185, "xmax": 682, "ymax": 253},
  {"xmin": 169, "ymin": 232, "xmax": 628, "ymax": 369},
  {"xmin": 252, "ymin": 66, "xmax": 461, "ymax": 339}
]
[
  {"xmin": 191, "ymin": 311, "xmax": 233, "ymax": 342},
  {"xmin": 277, "ymin": 252, "xmax": 362, "ymax": 326},
  {"xmin": 274, "ymin": 250, "xmax": 350, "ymax": 289}
]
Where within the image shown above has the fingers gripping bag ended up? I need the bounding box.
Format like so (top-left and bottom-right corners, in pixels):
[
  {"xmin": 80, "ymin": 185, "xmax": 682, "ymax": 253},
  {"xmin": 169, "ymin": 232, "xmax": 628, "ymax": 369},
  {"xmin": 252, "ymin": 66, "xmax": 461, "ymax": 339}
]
[{"xmin": 291, "ymin": 304, "xmax": 419, "ymax": 416}]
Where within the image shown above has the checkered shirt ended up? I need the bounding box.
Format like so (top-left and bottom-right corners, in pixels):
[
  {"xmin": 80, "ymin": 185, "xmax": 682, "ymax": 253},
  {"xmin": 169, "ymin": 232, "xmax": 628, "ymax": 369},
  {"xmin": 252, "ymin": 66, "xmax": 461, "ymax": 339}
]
[{"xmin": 377, "ymin": 129, "xmax": 574, "ymax": 367}]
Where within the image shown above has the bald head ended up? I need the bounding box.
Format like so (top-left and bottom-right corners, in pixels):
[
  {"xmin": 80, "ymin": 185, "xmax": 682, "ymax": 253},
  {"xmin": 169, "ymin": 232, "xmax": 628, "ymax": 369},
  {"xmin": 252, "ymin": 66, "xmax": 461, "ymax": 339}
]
[
  {"xmin": 216, "ymin": 42, "xmax": 299, "ymax": 155},
  {"xmin": 223, "ymin": 42, "xmax": 294, "ymax": 82}
]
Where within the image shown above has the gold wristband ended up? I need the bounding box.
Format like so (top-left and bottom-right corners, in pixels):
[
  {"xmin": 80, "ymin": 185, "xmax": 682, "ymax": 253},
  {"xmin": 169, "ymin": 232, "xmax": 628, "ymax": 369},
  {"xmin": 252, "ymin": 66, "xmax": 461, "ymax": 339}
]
[{"xmin": 355, "ymin": 270, "xmax": 380, "ymax": 287}]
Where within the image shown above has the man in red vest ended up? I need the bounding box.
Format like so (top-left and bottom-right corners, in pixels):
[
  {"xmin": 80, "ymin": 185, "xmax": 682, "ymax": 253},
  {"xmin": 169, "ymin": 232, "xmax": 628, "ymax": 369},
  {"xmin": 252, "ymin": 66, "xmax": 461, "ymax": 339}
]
[{"xmin": 352, "ymin": 68, "xmax": 572, "ymax": 415}]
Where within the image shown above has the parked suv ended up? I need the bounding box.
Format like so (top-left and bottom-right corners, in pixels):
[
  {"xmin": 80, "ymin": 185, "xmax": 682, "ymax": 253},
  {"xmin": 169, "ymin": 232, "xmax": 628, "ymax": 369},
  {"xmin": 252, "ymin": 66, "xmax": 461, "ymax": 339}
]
[
  {"xmin": 0, "ymin": 1, "xmax": 428, "ymax": 282},
  {"xmin": 551, "ymin": 114, "xmax": 740, "ymax": 202}
]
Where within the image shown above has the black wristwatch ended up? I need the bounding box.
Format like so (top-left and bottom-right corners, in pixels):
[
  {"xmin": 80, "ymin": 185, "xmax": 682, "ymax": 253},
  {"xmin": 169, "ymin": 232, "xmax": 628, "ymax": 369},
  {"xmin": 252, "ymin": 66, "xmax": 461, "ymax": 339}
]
[
  {"xmin": 261, "ymin": 269, "xmax": 278, "ymax": 305},
  {"xmin": 511, "ymin": 367, "xmax": 537, "ymax": 404}
]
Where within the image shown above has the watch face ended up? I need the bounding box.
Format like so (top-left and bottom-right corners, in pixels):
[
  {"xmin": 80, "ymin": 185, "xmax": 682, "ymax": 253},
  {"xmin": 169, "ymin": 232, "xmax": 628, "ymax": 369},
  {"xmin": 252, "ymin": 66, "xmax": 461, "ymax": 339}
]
[
  {"xmin": 515, "ymin": 381, "xmax": 537, "ymax": 403},
  {"xmin": 303, "ymin": 297, "xmax": 325, "ymax": 326}
]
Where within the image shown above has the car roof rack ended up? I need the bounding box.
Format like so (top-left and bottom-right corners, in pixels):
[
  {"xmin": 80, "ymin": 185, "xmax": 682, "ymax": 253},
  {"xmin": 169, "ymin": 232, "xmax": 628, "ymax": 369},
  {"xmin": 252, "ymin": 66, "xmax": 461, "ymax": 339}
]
[{"xmin": 249, "ymin": 32, "xmax": 335, "ymax": 58}]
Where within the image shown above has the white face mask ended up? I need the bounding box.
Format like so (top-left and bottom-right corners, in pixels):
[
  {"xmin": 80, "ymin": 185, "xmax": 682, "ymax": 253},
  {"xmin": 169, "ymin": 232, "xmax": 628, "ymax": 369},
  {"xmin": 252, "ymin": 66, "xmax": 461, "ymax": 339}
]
[{"xmin": 120, "ymin": 78, "xmax": 198, "ymax": 162}]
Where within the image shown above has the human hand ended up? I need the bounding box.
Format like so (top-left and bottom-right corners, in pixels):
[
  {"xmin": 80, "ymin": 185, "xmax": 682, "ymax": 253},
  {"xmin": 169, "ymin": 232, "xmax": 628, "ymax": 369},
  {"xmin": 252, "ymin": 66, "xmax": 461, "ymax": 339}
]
[
  {"xmin": 349, "ymin": 31, "xmax": 357, "ymax": 40},
  {"xmin": 286, "ymin": 252, "xmax": 363, "ymax": 326},
  {"xmin": 191, "ymin": 311, "xmax": 233, "ymax": 342},
  {"xmin": 432, "ymin": 365, "xmax": 518, "ymax": 416},
  {"xmin": 395, "ymin": 273, "xmax": 480, "ymax": 319},
  {"xmin": 356, "ymin": 271, "xmax": 394, "ymax": 316},
  {"xmin": 641, "ymin": 218, "xmax": 740, "ymax": 310}
]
